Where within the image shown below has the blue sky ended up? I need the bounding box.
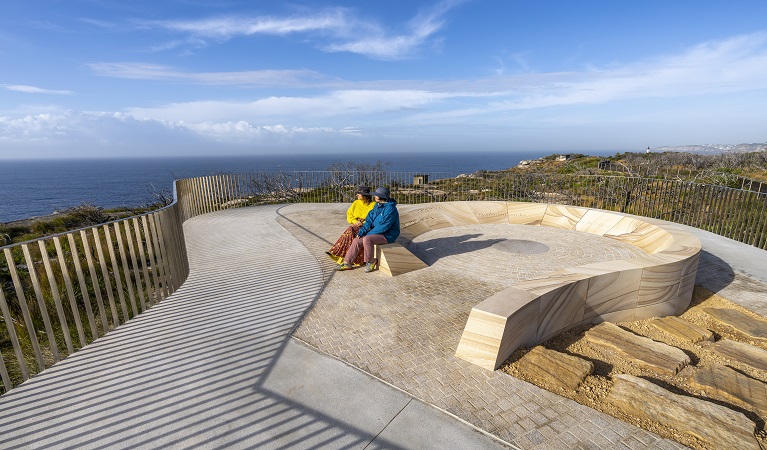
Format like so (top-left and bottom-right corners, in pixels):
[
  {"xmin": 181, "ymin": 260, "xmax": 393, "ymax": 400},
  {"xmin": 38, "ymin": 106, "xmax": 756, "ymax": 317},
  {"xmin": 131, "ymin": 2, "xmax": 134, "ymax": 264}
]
[{"xmin": 1, "ymin": 0, "xmax": 767, "ymax": 159}]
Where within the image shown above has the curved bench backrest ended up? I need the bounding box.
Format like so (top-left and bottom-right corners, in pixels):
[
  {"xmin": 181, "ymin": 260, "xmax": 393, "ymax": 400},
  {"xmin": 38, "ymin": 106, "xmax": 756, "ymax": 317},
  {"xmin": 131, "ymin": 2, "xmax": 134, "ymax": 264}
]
[{"xmin": 397, "ymin": 201, "xmax": 701, "ymax": 370}]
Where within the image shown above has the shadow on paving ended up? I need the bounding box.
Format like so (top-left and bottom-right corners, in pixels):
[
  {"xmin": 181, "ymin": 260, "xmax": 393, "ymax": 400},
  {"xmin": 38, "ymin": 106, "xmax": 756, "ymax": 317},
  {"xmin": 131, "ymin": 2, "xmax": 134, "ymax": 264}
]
[
  {"xmin": 407, "ymin": 234, "xmax": 505, "ymax": 265},
  {"xmin": 0, "ymin": 206, "xmax": 417, "ymax": 449},
  {"xmin": 696, "ymin": 250, "xmax": 736, "ymax": 293}
]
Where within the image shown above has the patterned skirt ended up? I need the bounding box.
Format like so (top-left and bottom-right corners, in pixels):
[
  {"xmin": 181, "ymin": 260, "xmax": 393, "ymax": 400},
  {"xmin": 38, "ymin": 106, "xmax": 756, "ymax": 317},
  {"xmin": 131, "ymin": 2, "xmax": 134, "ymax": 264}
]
[{"xmin": 327, "ymin": 225, "xmax": 364, "ymax": 265}]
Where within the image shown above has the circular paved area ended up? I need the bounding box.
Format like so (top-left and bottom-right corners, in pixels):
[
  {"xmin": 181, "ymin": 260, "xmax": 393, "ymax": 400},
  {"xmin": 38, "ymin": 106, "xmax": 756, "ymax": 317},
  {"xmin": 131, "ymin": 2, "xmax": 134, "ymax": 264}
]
[
  {"xmin": 410, "ymin": 224, "xmax": 646, "ymax": 286},
  {"xmin": 279, "ymin": 203, "xmax": 687, "ymax": 449}
]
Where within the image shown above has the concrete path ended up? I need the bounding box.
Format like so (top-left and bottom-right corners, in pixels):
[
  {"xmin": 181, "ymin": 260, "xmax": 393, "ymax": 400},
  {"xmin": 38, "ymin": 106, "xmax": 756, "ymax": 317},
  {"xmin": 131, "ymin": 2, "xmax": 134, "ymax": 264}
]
[
  {"xmin": 0, "ymin": 206, "xmax": 510, "ymax": 450},
  {"xmin": 680, "ymin": 223, "xmax": 767, "ymax": 315}
]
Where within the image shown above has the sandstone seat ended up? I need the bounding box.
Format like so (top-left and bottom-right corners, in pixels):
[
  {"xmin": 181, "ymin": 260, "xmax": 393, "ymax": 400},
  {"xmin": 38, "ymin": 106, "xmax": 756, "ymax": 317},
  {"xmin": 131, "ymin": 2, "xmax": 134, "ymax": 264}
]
[
  {"xmin": 373, "ymin": 242, "xmax": 428, "ymax": 276},
  {"xmin": 395, "ymin": 201, "xmax": 701, "ymax": 370}
]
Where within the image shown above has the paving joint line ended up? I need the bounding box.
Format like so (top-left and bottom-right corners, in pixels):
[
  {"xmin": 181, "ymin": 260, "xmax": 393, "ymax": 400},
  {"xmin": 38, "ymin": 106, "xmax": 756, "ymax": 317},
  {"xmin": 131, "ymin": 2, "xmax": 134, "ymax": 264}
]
[{"xmin": 289, "ymin": 337, "xmax": 520, "ymax": 450}]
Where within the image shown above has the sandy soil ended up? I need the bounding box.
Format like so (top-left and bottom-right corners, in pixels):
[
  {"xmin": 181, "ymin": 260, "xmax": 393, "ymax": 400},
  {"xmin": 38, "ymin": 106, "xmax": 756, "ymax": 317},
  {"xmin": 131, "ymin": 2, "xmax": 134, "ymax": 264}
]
[{"xmin": 500, "ymin": 286, "xmax": 767, "ymax": 450}]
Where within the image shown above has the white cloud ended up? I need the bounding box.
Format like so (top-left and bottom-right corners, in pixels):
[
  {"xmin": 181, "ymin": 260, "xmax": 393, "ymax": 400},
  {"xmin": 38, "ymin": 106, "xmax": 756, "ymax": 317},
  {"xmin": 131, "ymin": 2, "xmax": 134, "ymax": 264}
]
[
  {"xmin": 180, "ymin": 120, "xmax": 335, "ymax": 141},
  {"xmin": 4, "ymin": 85, "xmax": 74, "ymax": 95},
  {"xmin": 120, "ymin": 29, "xmax": 767, "ymax": 126},
  {"xmin": 323, "ymin": 1, "xmax": 460, "ymax": 60},
  {"xmin": 88, "ymin": 30, "xmax": 767, "ymax": 106},
  {"xmin": 86, "ymin": 62, "xmax": 334, "ymax": 87},
  {"xmin": 124, "ymin": 89, "xmax": 475, "ymax": 123},
  {"xmin": 0, "ymin": 110, "xmax": 360, "ymax": 157},
  {"xmin": 148, "ymin": 9, "xmax": 348, "ymax": 39},
  {"xmin": 142, "ymin": 1, "xmax": 463, "ymax": 60},
  {"xmin": 409, "ymin": 31, "xmax": 767, "ymax": 120},
  {"xmin": 3, "ymin": 31, "xmax": 767, "ymax": 157}
]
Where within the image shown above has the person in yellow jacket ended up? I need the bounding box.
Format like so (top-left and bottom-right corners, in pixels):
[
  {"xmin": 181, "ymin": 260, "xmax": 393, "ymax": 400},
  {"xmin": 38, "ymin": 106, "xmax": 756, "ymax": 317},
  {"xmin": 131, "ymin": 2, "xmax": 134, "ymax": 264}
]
[{"xmin": 326, "ymin": 186, "xmax": 375, "ymax": 265}]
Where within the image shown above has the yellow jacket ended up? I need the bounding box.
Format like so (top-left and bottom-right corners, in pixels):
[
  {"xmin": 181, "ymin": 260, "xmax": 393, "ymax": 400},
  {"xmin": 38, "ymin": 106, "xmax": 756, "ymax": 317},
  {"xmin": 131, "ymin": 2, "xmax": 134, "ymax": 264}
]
[{"xmin": 346, "ymin": 199, "xmax": 375, "ymax": 225}]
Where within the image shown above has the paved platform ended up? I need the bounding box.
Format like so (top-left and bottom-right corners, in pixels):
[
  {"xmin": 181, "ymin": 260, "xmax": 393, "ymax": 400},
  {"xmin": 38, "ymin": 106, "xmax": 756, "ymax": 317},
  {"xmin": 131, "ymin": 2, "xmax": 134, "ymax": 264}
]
[
  {"xmin": 281, "ymin": 204, "xmax": 690, "ymax": 449},
  {"xmin": 1, "ymin": 203, "xmax": 765, "ymax": 449},
  {"xmin": 0, "ymin": 206, "xmax": 509, "ymax": 450}
]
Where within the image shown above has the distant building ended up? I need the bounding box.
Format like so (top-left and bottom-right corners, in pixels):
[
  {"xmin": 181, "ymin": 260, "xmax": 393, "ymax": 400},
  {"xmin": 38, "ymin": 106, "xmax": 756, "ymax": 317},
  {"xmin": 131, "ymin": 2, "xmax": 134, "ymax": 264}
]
[
  {"xmin": 598, "ymin": 160, "xmax": 611, "ymax": 170},
  {"xmin": 646, "ymin": 146, "xmax": 651, "ymax": 153},
  {"xmin": 413, "ymin": 174, "xmax": 429, "ymax": 185},
  {"xmin": 555, "ymin": 154, "xmax": 572, "ymax": 161}
]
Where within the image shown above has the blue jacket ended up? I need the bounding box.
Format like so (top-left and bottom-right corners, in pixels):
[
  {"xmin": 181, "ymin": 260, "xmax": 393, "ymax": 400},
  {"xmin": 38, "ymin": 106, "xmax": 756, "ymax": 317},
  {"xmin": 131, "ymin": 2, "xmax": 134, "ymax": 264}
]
[{"xmin": 358, "ymin": 199, "xmax": 400, "ymax": 243}]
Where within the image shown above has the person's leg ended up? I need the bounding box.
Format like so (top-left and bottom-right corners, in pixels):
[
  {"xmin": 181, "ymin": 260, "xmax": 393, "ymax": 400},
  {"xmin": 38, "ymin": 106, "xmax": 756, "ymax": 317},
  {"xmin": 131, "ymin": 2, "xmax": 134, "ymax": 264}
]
[
  {"xmin": 344, "ymin": 236, "xmax": 364, "ymax": 265},
  {"xmin": 362, "ymin": 234, "xmax": 388, "ymax": 263}
]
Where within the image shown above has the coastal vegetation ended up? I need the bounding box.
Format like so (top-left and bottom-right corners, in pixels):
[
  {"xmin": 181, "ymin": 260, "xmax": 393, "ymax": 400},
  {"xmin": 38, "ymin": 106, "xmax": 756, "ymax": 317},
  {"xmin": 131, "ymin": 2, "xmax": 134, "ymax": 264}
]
[
  {"xmin": 2, "ymin": 150, "xmax": 765, "ymax": 246},
  {"xmin": 1, "ymin": 204, "xmax": 163, "ymax": 247},
  {"xmin": 513, "ymin": 150, "xmax": 767, "ymax": 188},
  {"xmin": 1, "ymin": 204, "xmax": 179, "ymax": 390}
]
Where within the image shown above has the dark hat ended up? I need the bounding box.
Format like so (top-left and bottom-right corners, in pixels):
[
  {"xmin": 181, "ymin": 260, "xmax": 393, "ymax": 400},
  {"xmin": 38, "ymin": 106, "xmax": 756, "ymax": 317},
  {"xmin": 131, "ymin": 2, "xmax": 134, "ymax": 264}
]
[
  {"xmin": 372, "ymin": 187, "xmax": 390, "ymax": 200},
  {"xmin": 356, "ymin": 186, "xmax": 371, "ymax": 195}
]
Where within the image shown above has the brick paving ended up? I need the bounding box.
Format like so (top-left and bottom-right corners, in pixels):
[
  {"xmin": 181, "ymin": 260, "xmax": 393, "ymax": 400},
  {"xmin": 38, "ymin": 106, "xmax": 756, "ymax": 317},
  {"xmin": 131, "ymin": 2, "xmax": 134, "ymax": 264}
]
[{"xmin": 278, "ymin": 204, "xmax": 688, "ymax": 450}]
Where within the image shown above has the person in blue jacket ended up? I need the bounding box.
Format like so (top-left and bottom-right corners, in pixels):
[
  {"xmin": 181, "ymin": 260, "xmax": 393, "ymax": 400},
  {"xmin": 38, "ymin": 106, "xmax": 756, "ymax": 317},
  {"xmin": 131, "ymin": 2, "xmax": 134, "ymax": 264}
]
[{"xmin": 338, "ymin": 186, "xmax": 399, "ymax": 273}]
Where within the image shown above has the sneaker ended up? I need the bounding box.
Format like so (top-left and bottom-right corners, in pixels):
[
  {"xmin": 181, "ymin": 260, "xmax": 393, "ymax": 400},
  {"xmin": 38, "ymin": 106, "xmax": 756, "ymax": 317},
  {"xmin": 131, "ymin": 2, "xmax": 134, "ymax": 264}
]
[
  {"xmin": 337, "ymin": 263, "xmax": 352, "ymax": 271},
  {"xmin": 364, "ymin": 260, "xmax": 378, "ymax": 273}
]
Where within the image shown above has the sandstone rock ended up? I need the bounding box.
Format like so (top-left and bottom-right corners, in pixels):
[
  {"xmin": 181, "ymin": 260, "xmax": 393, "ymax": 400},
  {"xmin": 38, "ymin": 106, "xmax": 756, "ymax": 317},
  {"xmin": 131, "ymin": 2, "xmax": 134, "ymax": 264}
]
[
  {"xmin": 650, "ymin": 316, "xmax": 713, "ymax": 344},
  {"xmin": 516, "ymin": 346, "xmax": 593, "ymax": 391},
  {"xmin": 688, "ymin": 364, "xmax": 767, "ymax": 414},
  {"xmin": 705, "ymin": 308, "xmax": 767, "ymax": 340},
  {"xmin": 608, "ymin": 374, "xmax": 758, "ymax": 450},
  {"xmin": 707, "ymin": 339, "xmax": 767, "ymax": 372},
  {"xmin": 585, "ymin": 322, "xmax": 690, "ymax": 375}
]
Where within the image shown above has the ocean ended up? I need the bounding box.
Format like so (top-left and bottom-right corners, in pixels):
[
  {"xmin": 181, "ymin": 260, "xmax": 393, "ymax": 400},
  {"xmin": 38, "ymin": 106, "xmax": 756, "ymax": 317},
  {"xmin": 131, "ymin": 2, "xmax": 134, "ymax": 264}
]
[{"xmin": 0, "ymin": 151, "xmax": 612, "ymax": 223}]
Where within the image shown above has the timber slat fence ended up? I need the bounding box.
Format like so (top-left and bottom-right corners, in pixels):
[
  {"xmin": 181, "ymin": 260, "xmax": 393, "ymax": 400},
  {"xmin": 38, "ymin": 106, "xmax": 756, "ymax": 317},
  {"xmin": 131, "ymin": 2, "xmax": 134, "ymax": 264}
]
[{"xmin": 1, "ymin": 171, "xmax": 766, "ymax": 393}]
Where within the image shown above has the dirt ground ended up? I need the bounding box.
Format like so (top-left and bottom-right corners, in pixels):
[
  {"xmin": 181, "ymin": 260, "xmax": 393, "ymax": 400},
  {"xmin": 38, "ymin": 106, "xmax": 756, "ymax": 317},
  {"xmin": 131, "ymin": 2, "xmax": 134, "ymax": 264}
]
[{"xmin": 500, "ymin": 286, "xmax": 767, "ymax": 450}]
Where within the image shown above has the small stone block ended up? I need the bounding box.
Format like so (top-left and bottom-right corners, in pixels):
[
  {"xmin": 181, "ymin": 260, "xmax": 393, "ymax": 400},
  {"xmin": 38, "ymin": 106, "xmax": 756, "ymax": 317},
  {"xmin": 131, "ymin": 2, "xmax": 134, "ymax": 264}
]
[
  {"xmin": 603, "ymin": 216, "xmax": 645, "ymax": 238},
  {"xmin": 573, "ymin": 264, "xmax": 641, "ymax": 322},
  {"xmin": 434, "ymin": 202, "xmax": 480, "ymax": 226},
  {"xmin": 536, "ymin": 277, "xmax": 588, "ymax": 342},
  {"xmin": 675, "ymin": 271, "xmax": 697, "ymax": 315},
  {"xmin": 688, "ymin": 364, "xmax": 767, "ymax": 414},
  {"xmin": 608, "ymin": 374, "xmax": 758, "ymax": 450},
  {"xmin": 466, "ymin": 201, "xmax": 508, "ymax": 224},
  {"xmin": 506, "ymin": 202, "xmax": 547, "ymax": 225},
  {"xmin": 585, "ymin": 322, "xmax": 690, "ymax": 375},
  {"xmin": 707, "ymin": 339, "xmax": 767, "ymax": 372},
  {"xmin": 574, "ymin": 210, "xmax": 625, "ymax": 236},
  {"xmin": 705, "ymin": 308, "xmax": 767, "ymax": 341},
  {"xmin": 628, "ymin": 224, "xmax": 674, "ymax": 253},
  {"xmin": 650, "ymin": 316, "xmax": 714, "ymax": 344},
  {"xmin": 585, "ymin": 307, "xmax": 636, "ymax": 325},
  {"xmin": 541, "ymin": 205, "xmax": 587, "ymax": 230},
  {"xmin": 516, "ymin": 346, "xmax": 593, "ymax": 391},
  {"xmin": 456, "ymin": 287, "xmax": 540, "ymax": 370},
  {"xmin": 376, "ymin": 242, "xmax": 428, "ymax": 276},
  {"xmin": 634, "ymin": 299, "xmax": 677, "ymax": 321}
]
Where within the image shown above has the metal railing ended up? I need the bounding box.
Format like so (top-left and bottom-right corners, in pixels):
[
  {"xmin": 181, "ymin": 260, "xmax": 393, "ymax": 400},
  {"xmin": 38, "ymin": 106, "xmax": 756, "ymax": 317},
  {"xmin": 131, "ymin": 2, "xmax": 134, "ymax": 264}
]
[
  {"xmin": 0, "ymin": 199, "xmax": 189, "ymax": 393},
  {"xmin": 177, "ymin": 171, "xmax": 767, "ymax": 249},
  {"xmin": 2, "ymin": 170, "xmax": 766, "ymax": 394}
]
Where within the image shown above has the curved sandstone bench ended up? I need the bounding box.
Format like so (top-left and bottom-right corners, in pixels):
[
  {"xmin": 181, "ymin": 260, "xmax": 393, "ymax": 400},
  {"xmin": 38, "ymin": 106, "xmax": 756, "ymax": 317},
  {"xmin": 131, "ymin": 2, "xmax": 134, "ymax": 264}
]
[{"xmin": 396, "ymin": 201, "xmax": 702, "ymax": 371}]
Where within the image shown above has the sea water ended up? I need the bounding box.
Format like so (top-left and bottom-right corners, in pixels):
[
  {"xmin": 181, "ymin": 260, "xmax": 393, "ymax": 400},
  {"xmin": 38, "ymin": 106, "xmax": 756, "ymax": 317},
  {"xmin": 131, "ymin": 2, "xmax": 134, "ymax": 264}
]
[{"xmin": 0, "ymin": 151, "xmax": 612, "ymax": 222}]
